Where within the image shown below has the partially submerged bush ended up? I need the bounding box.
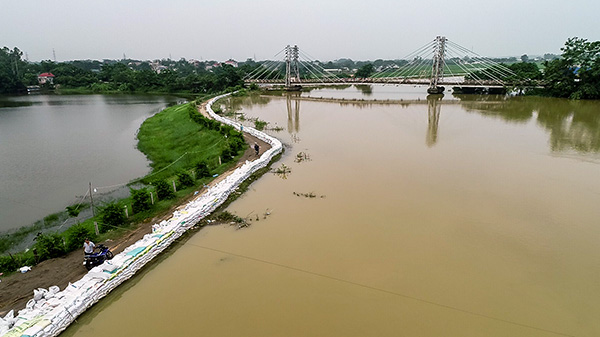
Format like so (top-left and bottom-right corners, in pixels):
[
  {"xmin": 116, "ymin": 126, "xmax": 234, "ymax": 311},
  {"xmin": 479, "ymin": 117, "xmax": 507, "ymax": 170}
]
[{"xmin": 215, "ymin": 211, "xmax": 244, "ymax": 223}]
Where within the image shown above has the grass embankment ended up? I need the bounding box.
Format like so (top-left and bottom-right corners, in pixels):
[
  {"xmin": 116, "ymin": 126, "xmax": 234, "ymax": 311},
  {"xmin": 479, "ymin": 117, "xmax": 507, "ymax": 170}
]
[{"xmin": 0, "ymin": 99, "xmax": 246, "ymax": 274}]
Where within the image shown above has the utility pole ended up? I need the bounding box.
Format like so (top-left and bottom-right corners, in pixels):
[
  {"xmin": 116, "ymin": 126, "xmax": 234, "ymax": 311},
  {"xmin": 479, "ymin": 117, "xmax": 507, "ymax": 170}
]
[{"xmin": 89, "ymin": 182, "xmax": 99, "ymax": 235}]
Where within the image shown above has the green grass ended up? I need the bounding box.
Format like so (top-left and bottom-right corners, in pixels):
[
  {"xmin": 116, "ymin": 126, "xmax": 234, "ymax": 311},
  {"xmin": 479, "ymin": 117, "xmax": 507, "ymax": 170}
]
[{"xmin": 137, "ymin": 103, "xmax": 230, "ymax": 181}]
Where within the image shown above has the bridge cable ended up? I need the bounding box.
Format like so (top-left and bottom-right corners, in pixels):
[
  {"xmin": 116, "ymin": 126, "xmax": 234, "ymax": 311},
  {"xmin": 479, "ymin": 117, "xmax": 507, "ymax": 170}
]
[
  {"xmin": 298, "ymin": 54, "xmax": 344, "ymax": 83},
  {"xmin": 298, "ymin": 50, "xmax": 346, "ymax": 83},
  {"xmin": 447, "ymin": 41, "xmax": 517, "ymax": 78},
  {"xmin": 249, "ymin": 60, "xmax": 283, "ymax": 81},
  {"xmin": 244, "ymin": 48, "xmax": 286, "ymax": 80},
  {"xmin": 371, "ymin": 39, "xmax": 435, "ymax": 78},
  {"xmin": 444, "ymin": 49, "xmax": 487, "ymax": 85},
  {"xmin": 372, "ymin": 40, "xmax": 436, "ymax": 80}
]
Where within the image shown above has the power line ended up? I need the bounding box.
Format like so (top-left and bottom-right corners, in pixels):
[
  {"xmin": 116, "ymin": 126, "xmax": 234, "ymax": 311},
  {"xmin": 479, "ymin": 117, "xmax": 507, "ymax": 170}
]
[{"xmin": 185, "ymin": 243, "xmax": 575, "ymax": 337}]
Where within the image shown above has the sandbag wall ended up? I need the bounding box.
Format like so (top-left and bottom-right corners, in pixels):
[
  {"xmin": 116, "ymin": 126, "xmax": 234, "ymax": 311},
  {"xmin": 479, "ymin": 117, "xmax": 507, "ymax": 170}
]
[{"xmin": 0, "ymin": 92, "xmax": 282, "ymax": 337}]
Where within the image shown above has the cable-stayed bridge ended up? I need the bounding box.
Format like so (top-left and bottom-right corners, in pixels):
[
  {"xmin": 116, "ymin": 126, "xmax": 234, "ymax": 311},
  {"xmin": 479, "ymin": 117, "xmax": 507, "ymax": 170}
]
[{"xmin": 244, "ymin": 36, "xmax": 536, "ymax": 94}]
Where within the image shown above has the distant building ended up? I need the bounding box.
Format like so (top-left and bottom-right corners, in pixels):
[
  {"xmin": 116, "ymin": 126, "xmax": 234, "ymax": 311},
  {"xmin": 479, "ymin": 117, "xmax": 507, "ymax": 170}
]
[
  {"xmin": 224, "ymin": 59, "xmax": 238, "ymax": 68},
  {"xmin": 188, "ymin": 59, "xmax": 202, "ymax": 67},
  {"xmin": 206, "ymin": 62, "xmax": 221, "ymax": 70},
  {"xmin": 150, "ymin": 61, "xmax": 168, "ymax": 73},
  {"xmin": 38, "ymin": 73, "xmax": 55, "ymax": 85}
]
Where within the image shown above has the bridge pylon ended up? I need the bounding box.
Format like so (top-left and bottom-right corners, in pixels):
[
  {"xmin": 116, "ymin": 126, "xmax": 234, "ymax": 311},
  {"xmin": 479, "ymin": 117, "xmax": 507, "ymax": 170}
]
[
  {"xmin": 428, "ymin": 36, "xmax": 447, "ymax": 94},
  {"xmin": 285, "ymin": 45, "xmax": 301, "ymax": 90}
]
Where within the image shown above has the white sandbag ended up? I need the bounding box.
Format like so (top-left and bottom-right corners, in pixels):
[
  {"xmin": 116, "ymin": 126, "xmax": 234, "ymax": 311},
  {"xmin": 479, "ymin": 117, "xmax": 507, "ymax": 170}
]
[
  {"xmin": 33, "ymin": 289, "xmax": 43, "ymax": 301},
  {"xmin": 3, "ymin": 310, "xmax": 15, "ymax": 328},
  {"xmin": 48, "ymin": 286, "xmax": 60, "ymax": 296}
]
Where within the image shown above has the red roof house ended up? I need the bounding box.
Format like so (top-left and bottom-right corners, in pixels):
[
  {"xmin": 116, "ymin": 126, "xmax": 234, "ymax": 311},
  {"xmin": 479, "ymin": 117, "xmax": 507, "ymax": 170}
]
[{"xmin": 38, "ymin": 73, "xmax": 55, "ymax": 84}]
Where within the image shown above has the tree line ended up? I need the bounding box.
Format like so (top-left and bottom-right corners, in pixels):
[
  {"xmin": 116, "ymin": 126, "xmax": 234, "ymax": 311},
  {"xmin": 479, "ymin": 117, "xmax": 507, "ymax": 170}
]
[
  {"xmin": 2, "ymin": 37, "xmax": 600, "ymax": 97},
  {"xmin": 0, "ymin": 49, "xmax": 255, "ymax": 94}
]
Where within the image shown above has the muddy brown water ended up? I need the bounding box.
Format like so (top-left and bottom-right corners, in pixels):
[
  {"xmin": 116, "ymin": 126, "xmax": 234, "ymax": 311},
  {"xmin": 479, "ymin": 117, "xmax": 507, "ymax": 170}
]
[{"xmin": 63, "ymin": 85, "xmax": 600, "ymax": 337}]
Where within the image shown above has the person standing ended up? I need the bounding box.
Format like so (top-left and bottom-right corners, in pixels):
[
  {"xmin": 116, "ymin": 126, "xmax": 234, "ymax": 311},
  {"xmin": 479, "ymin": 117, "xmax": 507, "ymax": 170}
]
[
  {"xmin": 83, "ymin": 238, "xmax": 95, "ymax": 256},
  {"xmin": 254, "ymin": 142, "xmax": 260, "ymax": 156}
]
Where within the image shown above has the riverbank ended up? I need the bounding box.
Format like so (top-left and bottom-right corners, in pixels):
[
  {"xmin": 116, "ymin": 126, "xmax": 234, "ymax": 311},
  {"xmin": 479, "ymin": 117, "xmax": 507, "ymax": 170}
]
[{"xmin": 0, "ymin": 95, "xmax": 276, "ymax": 318}]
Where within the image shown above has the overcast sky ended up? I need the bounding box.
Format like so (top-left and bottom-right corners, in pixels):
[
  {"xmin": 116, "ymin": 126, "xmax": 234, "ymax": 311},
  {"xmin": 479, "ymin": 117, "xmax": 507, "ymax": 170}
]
[{"xmin": 2, "ymin": 0, "xmax": 598, "ymax": 62}]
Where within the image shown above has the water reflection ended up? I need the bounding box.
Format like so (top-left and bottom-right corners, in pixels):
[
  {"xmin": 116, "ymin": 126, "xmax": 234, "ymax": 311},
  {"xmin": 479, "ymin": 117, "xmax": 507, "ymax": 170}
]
[
  {"xmin": 233, "ymin": 86, "xmax": 600, "ymax": 154},
  {"xmin": 537, "ymin": 99, "xmax": 600, "ymax": 153},
  {"xmin": 455, "ymin": 94, "xmax": 534, "ymax": 124},
  {"xmin": 426, "ymin": 94, "xmax": 442, "ymax": 147},
  {"xmin": 354, "ymin": 84, "xmax": 373, "ymax": 96},
  {"xmin": 455, "ymin": 94, "xmax": 600, "ymax": 153},
  {"xmin": 286, "ymin": 92, "xmax": 300, "ymax": 134}
]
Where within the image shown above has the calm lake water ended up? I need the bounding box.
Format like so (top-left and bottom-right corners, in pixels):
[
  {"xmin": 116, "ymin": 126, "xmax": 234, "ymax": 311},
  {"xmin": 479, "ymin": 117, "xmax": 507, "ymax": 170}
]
[
  {"xmin": 0, "ymin": 95, "xmax": 182, "ymax": 233},
  {"xmin": 64, "ymin": 85, "xmax": 600, "ymax": 337}
]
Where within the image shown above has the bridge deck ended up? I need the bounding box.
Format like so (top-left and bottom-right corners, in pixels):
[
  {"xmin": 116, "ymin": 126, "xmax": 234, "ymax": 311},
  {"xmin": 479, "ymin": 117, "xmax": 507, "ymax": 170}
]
[{"xmin": 245, "ymin": 78, "xmax": 524, "ymax": 87}]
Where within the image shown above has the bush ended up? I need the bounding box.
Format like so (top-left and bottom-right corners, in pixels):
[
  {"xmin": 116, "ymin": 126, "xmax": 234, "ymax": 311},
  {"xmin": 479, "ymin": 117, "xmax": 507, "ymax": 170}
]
[
  {"xmin": 101, "ymin": 202, "xmax": 127, "ymax": 231},
  {"xmin": 65, "ymin": 204, "xmax": 82, "ymax": 217},
  {"xmin": 0, "ymin": 254, "xmax": 19, "ymax": 273},
  {"xmin": 253, "ymin": 119, "xmax": 268, "ymax": 131},
  {"xmin": 220, "ymin": 146, "xmax": 234, "ymax": 162},
  {"xmin": 64, "ymin": 223, "xmax": 95, "ymax": 251},
  {"xmin": 34, "ymin": 232, "xmax": 66, "ymax": 261},
  {"xmin": 43, "ymin": 213, "xmax": 59, "ymax": 226},
  {"xmin": 195, "ymin": 161, "xmax": 211, "ymax": 178},
  {"xmin": 131, "ymin": 188, "xmax": 152, "ymax": 213},
  {"xmin": 177, "ymin": 171, "xmax": 195, "ymax": 188},
  {"xmin": 154, "ymin": 179, "xmax": 175, "ymax": 200},
  {"xmin": 228, "ymin": 134, "xmax": 246, "ymax": 153}
]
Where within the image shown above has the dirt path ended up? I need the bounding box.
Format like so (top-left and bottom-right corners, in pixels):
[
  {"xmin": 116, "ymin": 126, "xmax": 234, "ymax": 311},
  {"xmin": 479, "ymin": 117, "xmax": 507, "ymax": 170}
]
[{"xmin": 0, "ymin": 100, "xmax": 271, "ymax": 316}]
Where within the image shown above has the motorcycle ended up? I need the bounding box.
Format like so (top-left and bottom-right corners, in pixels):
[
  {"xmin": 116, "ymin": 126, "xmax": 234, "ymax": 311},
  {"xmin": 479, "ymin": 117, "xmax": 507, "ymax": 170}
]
[{"xmin": 83, "ymin": 244, "xmax": 114, "ymax": 271}]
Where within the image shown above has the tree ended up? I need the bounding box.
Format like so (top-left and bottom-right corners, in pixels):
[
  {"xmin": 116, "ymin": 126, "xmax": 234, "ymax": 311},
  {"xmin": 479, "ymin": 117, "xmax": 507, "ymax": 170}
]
[
  {"xmin": 543, "ymin": 58, "xmax": 577, "ymax": 98},
  {"xmin": 520, "ymin": 54, "xmax": 529, "ymax": 63},
  {"xmin": 195, "ymin": 161, "xmax": 211, "ymax": 178},
  {"xmin": 177, "ymin": 171, "xmax": 195, "ymax": 188},
  {"xmin": 355, "ymin": 63, "xmax": 374, "ymax": 78},
  {"xmin": 507, "ymin": 62, "xmax": 541, "ymax": 80},
  {"xmin": 543, "ymin": 37, "xmax": 600, "ymax": 99},
  {"xmin": 561, "ymin": 37, "xmax": 600, "ymax": 69},
  {"xmin": 154, "ymin": 179, "xmax": 175, "ymax": 200},
  {"xmin": 65, "ymin": 223, "xmax": 95, "ymax": 251},
  {"xmin": 101, "ymin": 202, "xmax": 127, "ymax": 230},
  {"xmin": 220, "ymin": 146, "xmax": 234, "ymax": 162},
  {"xmin": 130, "ymin": 188, "xmax": 152, "ymax": 213},
  {"xmin": 0, "ymin": 47, "xmax": 27, "ymax": 94}
]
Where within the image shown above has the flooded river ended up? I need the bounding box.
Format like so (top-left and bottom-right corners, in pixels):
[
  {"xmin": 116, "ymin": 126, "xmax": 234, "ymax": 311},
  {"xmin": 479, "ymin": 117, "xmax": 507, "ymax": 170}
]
[
  {"xmin": 0, "ymin": 95, "xmax": 181, "ymax": 233},
  {"xmin": 63, "ymin": 85, "xmax": 600, "ymax": 337}
]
